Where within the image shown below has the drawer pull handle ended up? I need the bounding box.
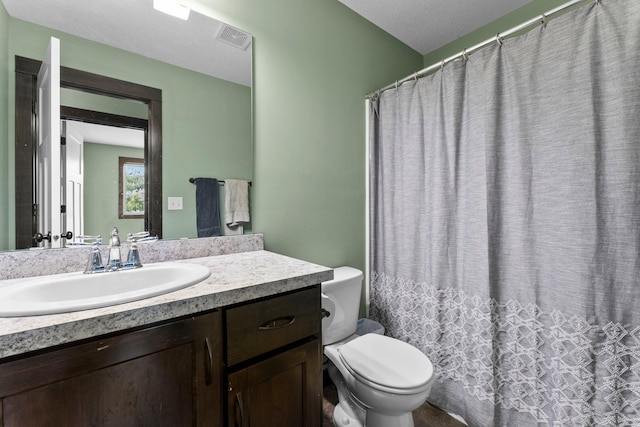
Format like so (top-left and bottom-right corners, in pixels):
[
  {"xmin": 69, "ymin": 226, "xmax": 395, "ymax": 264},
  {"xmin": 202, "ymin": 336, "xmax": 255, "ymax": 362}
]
[
  {"xmin": 205, "ymin": 337, "xmax": 213, "ymax": 385},
  {"xmin": 258, "ymin": 315, "xmax": 296, "ymax": 330}
]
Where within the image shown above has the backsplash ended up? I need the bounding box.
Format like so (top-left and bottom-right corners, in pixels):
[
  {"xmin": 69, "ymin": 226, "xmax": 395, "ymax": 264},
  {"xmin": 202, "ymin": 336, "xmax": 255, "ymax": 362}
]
[{"xmin": 0, "ymin": 234, "xmax": 264, "ymax": 280}]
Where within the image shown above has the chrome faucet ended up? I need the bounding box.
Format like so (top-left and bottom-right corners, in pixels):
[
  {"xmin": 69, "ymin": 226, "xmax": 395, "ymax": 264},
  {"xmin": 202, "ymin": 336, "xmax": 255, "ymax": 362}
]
[
  {"xmin": 107, "ymin": 227, "xmax": 122, "ymax": 271},
  {"xmin": 83, "ymin": 229, "xmax": 156, "ymax": 273}
]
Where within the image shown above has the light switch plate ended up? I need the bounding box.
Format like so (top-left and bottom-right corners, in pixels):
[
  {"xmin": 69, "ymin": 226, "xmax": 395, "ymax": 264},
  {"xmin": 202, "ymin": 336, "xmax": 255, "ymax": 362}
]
[{"xmin": 168, "ymin": 196, "xmax": 183, "ymax": 210}]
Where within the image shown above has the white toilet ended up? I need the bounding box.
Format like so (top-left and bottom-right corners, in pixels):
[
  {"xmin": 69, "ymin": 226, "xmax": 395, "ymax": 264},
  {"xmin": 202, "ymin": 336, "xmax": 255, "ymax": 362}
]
[{"xmin": 322, "ymin": 266, "xmax": 434, "ymax": 427}]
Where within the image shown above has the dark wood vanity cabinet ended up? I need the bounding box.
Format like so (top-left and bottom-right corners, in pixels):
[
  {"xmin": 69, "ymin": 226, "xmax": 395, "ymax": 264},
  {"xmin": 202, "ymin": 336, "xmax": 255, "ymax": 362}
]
[
  {"xmin": 225, "ymin": 286, "xmax": 322, "ymax": 427},
  {"xmin": 0, "ymin": 285, "xmax": 322, "ymax": 427},
  {"xmin": 0, "ymin": 311, "xmax": 224, "ymax": 427}
]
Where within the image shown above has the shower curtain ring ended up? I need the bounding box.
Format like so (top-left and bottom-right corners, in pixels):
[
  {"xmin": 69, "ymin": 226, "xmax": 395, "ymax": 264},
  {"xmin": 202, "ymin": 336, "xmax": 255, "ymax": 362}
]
[
  {"xmin": 440, "ymin": 60, "xmax": 445, "ymax": 70},
  {"xmin": 541, "ymin": 14, "xmax": 548, "ymax": 28},
  {"xmin": 462, "ymin": 49, "xmax": 468, "ymax": 61},
  {"xmin": 414, "ymin": 72, "xmax": 418, "ymax": 82},
  {"xmin": 395, "ymin": 80, "xmax": 399, "ymax": 90},
  {"xmin": 495, "ymin": 34, "xmax": 504, "ymax": 46}
]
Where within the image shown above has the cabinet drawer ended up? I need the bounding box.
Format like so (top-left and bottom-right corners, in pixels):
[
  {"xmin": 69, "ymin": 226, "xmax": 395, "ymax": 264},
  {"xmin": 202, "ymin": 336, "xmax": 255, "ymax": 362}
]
[{"xmin": 226, "ymin": 286, "xmax": 320, "ymax": 366}]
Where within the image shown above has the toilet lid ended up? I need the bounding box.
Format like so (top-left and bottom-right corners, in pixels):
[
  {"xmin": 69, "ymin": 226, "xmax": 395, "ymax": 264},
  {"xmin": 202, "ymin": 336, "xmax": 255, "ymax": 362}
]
[{"xmin": 338, "ymin": 334, "xmax": 433, "ymax": 391}]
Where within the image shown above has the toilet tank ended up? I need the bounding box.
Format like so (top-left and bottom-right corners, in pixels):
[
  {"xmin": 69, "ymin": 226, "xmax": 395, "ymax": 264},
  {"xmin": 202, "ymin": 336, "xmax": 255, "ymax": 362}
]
[{"xmin": 321, "ymin": 266, "xmax": 363, "ymax": 345}]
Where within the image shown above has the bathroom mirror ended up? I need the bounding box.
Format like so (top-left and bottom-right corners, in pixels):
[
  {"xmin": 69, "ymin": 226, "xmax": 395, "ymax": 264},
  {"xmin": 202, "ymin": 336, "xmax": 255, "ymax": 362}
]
[{"xmin": 3, "ymin": 0, "xmax": 253, "ymax": 250}]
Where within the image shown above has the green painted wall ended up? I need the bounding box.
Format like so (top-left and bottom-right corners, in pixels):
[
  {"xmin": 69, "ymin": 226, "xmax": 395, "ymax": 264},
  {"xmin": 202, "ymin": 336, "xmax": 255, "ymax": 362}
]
[
  {"xmin": 187, "ymin": 0, "xmax": 423, "ymax": 272},
  {"xmin": 2, "ymin": 17, "xmax": 251, "ymax": 250},
  {"xmin": 0, "ymin": 3, "xmax": 8, "ymax": 251},
  {"xmin": 83, "ymin": 143, "xmax": 145, "ymax": 239},
  {"xmin": 422, "ymin": 0, "xmax": 571, "ymax": 67}
]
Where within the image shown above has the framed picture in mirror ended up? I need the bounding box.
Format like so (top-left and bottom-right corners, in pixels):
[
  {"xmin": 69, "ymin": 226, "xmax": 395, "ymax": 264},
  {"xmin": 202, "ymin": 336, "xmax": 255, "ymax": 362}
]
[{"xmin": 119, "ymin": 157, "xmax": 145, "ymax": 219}]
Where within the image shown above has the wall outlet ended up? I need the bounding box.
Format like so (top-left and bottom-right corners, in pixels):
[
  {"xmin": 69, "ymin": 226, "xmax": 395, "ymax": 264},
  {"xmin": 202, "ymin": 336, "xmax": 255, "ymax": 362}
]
[{"xmin": 168, "ymin": 196, "xmax": 183, "ymax": 210}]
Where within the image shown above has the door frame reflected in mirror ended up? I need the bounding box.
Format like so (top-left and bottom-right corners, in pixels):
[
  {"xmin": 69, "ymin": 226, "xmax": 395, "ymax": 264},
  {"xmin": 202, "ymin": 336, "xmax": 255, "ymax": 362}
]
[{"xmin": 14, "ymin": 56, "xmax": 163, "ymax": 249}]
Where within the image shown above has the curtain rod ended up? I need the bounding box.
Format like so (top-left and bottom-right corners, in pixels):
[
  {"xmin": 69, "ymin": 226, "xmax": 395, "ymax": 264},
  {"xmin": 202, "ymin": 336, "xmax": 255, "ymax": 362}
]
[{"xmin": 366, "ymin": 0, "xmax": 593, "ymax": 99}]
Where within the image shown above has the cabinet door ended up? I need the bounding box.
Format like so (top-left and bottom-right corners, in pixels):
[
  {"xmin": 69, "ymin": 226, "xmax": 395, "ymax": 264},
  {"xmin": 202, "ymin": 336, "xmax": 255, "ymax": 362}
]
[
  {"xmin": 227, "ymin": 339, "xmax": 321, "ymax": 427},
  {"xmin": 0, "ymin": 311, "xmax": 223, "ymax": 427}
]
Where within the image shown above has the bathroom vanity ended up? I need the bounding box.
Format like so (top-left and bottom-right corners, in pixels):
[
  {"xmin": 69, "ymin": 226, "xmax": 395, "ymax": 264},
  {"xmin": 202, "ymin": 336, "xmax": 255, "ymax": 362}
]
[{"xmin": 0, "ymin": 244, "xmax": 332, "ymax": 427}]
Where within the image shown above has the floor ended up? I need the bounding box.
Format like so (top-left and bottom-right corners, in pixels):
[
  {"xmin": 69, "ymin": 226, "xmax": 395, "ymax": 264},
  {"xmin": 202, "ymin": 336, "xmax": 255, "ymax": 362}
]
[{"xmin": 322, "ymin": 379, "xmax": 468, "ymax": 427}]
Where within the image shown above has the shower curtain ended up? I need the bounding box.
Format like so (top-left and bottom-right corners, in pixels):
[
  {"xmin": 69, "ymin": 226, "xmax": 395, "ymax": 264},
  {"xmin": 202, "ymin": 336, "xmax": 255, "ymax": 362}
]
[{"xmin": 369, "ymin": 1, "xmax": 640, "ymax": 425}]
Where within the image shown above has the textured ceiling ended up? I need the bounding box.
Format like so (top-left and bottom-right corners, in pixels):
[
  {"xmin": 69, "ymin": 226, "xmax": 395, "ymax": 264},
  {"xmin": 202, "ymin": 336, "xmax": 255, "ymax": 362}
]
[
  {"xmin": 338, "ymin": 0, "xmax": 533, "ymax": 55},
  {"xmin": 1, "ymin": 0, "xmax": 252, "ymax": 86}
]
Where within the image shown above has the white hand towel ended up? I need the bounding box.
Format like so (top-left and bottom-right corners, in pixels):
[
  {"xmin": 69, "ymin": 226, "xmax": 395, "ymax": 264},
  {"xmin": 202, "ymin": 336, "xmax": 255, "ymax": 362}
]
[{"xmin": 224, "ymin": 179, "xmax": 250, "ymax": 227}]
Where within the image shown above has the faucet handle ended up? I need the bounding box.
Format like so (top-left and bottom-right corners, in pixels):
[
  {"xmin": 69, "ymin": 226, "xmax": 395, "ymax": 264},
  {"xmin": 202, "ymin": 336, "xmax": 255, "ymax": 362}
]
[
  {"xmin": 127, "ymin": 231, "xmax": 149, "ymax": 243},
  {"xmin": 75, "ymin": 234, "xmax": 102, "ymax": 245},
  {"xmin": 84, "ymin": 243, "xmax": 105, "ymax": 274},
  {"xmin": 124, "ymin": 231, "xmax": 148, "ymax": 269}
]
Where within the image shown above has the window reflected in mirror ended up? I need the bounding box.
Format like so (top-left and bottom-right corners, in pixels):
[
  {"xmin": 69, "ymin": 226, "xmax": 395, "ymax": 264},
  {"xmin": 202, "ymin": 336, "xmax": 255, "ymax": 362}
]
[{"xmin": 119, "ymin": 157, "xmax": 145, "ymax": 220}]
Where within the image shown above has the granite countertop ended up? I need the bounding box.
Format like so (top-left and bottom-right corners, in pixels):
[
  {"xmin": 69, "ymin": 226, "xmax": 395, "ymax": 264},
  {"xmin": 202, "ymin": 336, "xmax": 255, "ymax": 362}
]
[{"xmin": 0, "ymin": 250, "xmax": 333, "ymax": 360}]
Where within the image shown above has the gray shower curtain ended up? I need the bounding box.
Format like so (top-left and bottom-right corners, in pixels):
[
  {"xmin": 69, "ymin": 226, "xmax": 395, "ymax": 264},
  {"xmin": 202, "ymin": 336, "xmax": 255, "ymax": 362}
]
[{"xmin": 369, "ymin": 1, "xmax": 640, "ymax": 425}]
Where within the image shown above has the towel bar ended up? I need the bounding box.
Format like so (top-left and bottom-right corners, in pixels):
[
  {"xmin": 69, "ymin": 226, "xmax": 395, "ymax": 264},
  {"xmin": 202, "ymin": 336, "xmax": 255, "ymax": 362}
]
[{"xmin": 189, "ymin": 177, "xmax": 252, "ymax": 186}]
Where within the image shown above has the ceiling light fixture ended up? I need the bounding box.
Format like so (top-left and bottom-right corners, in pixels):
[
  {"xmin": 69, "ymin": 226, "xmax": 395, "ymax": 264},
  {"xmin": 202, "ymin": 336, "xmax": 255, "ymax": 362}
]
[{"xmin": 153, "ymin": 0, "xmax": 191, "ymax": 20}]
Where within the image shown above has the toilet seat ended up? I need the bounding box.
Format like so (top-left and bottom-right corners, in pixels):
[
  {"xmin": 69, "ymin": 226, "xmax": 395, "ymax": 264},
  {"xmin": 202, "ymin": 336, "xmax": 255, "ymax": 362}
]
[{"xmin": 337, "ymin": 334, "xmax": 433, "ymax": 395}]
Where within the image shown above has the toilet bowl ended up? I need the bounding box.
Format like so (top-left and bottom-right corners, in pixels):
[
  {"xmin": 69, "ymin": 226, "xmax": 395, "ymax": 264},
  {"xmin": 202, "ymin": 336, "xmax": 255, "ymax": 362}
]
[{"xmin": 322, "ymin": 267, "xmax": 434, "ymax": 427}]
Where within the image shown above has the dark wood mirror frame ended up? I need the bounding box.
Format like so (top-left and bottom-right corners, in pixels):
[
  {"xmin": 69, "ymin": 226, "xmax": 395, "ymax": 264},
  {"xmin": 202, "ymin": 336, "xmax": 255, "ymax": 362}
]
[{"xmin": 14, "ymin": 56, "xmax": 162, "ymax": 249}]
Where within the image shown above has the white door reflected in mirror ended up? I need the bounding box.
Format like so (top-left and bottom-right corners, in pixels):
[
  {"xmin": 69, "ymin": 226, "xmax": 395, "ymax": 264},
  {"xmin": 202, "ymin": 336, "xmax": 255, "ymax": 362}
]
[{"xmin": 63, "ymin": 122, "xmax": 85, "ymax": 241}]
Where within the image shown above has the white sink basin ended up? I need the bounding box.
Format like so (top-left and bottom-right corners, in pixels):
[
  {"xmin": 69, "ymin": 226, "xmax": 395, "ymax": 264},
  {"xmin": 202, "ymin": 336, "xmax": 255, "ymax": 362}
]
[{"xmin": 0, "ymin": 263, "xmax": 211, "ymax": 317}]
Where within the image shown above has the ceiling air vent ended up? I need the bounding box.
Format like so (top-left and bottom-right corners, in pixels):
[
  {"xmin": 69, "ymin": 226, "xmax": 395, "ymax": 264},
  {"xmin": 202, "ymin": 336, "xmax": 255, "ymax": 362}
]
[{"xmin": 215, "ymin": 24, "xmax": 251, "ymax": 50}]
